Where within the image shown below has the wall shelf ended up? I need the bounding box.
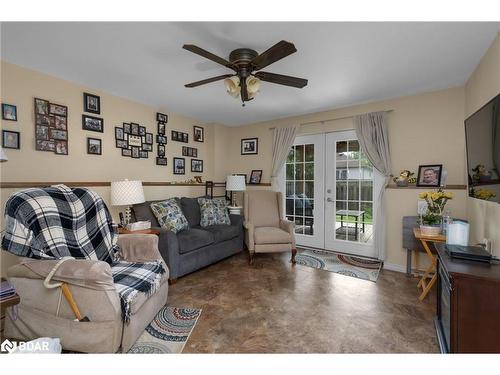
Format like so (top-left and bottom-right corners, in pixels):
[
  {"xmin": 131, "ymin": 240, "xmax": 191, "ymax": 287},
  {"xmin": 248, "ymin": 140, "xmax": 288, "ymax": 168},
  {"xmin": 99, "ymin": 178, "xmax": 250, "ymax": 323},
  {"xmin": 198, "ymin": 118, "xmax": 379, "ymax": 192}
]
[
  {"xmin": 386, "ymin": 184, "xmax": 467, "ymax": 190},
  {"xmin": 0, "ymin": 181, "xmax": 272, "ymax": 189}
]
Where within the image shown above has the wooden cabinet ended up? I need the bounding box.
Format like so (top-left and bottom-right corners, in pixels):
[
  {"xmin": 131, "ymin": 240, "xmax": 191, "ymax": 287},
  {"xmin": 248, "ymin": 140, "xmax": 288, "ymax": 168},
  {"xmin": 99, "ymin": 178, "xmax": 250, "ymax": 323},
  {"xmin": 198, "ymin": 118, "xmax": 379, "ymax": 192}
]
[{"xmin": 435, "ymin": 244, "xmax": 500, "ymax": 353}]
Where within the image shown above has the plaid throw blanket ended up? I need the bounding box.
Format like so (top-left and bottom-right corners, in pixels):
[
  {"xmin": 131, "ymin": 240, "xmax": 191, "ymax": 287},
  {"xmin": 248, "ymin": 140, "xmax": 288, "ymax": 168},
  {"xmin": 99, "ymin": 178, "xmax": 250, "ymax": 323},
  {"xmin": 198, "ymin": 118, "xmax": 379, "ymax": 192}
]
[
  {"xmin": 112, "ymin": 260, "xmax": 165, "ymax": 322},
  {"xmin": 2, "ymin": 185, "xmax": 165, "ymax": 323}
]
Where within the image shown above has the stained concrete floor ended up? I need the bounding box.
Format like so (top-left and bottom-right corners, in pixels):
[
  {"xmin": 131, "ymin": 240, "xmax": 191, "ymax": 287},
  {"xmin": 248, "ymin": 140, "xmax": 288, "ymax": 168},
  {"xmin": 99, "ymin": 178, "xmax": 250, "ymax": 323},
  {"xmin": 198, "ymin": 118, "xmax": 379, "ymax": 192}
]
[{"xmin": 167, "ymin": 251, "xmax": 439, "ymax": 353}]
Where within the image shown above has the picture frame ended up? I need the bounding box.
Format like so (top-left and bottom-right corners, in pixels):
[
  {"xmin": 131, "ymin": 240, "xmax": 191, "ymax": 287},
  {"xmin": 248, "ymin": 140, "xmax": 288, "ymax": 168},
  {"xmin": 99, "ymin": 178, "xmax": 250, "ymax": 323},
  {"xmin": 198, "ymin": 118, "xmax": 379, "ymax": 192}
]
[
  {"xmin": 36, "ymin": 125, "xmax": 49, "ymax": 140},
  {"xmin": 191, "ymin": 159, "xmax": 203, "ymax": 173},
  {"xmin": 54, "ymin": 115, "xmax": 67, "ymax": 130},
  {"xmin": 416, "ymin": 164, "xmax": 443, "ymax": 187},
  {"xmin": 49, "ymin": 103, "xmax": 68, "ymax": 117},
  {"xmin": 127, "ymin": 135, "xmax": 142, "ymax": 147},
  {"xmin": 36, "ymin": 139, "xmax": 55, "ymax": 152},
  {"xmin": 156, "ymin": 135, "xmax": 167, "ymax": 144},
  {"xmin": 82, "ymin": 114, "xmax": 104, "ymax": 132},
  {"xmin": 156, "ymin": 157, "xmax": 167, "ymax": 166},
  {"xmin": 193, "ymin": 126, "xmax": 204, "ymax": 142},
  {"xmin": 2, "ymin": 103, "xmax": 17, "ymax": 121},
  {"xmin": 87, "ymin": 138, "xmax": 102, "ymax": 155},
  {"xmin": 182, "ymin": 133, "xmax": 188, "ymax": 143},
  {"xmin": 139, "ymin": 126, "xmax": 146, "ymax": 136},
  {"xmin": 142, "ymin": 143, "xmax": 152, "ymax": 151},
  {"xmin": 171, "ymin": 130, "xmax": 178, "ymax": 141},
  {"xmin": 131, "ymin": 146, "xmax": 140, "ymax": 159},
  {"xmin": 36, "ymin": 114, "xmax": 50, "ymax": 125},
  {"xmin": 139, "ymin": 151, "xmax": 148, "ymax": 159},
  {"xmin": 2, "ymin": 130, "xmax": 20, "ymax": 149},
  {"xmin": 241, "ymin": 138, "xmax": 258, "ymax": 155},
  {"xmin": 145, "ymin": 133, "xmax": 153, "ymax": 144},
  {"xmin": 156, "ymin": 112, "xmax": 168, "ymax": 123},
  {"xmin": 158, "ymin": 144, "xmax": 165, "ymax": 157},
  {"xmin": 49, "ymin": 129, "xmax": 68, "ymax": 141},
  {"xmin": 116, "ymin": 139, "xmax": 128, "ymax": 149},
  {"xmin": 182, "ymin": 146, "xmax": 188, "ymax": 156},
  {"xmin": 158, "ymin": 122, "xmax": 166, "ymax": 135},
  {"xmin": 123, "ymin": 123, "xmax": 131, "ymax": 134},
  {"xmin": 83, "ymin": 93, "xmax": 100, "ymax": 114},
  {"xmin": 122, "ymin": 148, "xmax": 132, "ymax": 157},
  {"xmin": 34, "ymin": 98, "xmax": 49, "ymax": 115},
  {"xmin": 115, "ymin": 127, "xmax": 124, "ymax": 140},
  {"xmin": 54, "ymin": 140, "xmax": 68, "ymax": 155},
  {"xmin": 131, "ymin": 123, "xmax": 140, "ymax": 136},
  {"xmin": 173, "ymin": 157, "xmax": 185, "ymax": 175},
  {"xmin": 249, "ymin": 169, "xmax": 263, "ymax": 184}
]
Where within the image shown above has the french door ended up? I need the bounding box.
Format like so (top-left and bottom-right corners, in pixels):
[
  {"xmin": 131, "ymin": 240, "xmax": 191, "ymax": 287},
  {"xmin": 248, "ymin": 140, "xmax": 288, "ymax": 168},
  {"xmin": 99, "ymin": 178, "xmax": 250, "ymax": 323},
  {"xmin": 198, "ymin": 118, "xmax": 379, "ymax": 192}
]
[{"xmin": 281, "ymin": 130, "xmax": 383, "ymax": 259}]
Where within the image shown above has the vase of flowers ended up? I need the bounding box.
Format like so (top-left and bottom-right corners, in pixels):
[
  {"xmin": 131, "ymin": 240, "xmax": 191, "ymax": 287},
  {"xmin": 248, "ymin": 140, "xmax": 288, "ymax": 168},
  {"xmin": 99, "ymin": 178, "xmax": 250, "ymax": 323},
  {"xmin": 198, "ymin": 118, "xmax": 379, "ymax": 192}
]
[{"xmin": 418, "ymin": 189, "xmax": 453, "ymax": 236}]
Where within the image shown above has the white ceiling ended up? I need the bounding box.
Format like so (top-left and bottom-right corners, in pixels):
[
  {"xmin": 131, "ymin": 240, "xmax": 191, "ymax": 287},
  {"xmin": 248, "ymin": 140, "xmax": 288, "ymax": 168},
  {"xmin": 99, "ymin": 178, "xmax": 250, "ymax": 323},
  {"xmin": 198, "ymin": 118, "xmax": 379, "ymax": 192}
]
[{"xmin": 1, "ymin": 22, "xmax": 499, "ymax": 126}]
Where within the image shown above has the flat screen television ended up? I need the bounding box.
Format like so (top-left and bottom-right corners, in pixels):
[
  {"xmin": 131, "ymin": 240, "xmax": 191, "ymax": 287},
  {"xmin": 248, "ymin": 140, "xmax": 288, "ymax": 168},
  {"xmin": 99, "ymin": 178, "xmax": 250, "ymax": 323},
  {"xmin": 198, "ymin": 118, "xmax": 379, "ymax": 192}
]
[{"xmin": 465, "ymin": 92, "xmax": 500, "ymax": 203}]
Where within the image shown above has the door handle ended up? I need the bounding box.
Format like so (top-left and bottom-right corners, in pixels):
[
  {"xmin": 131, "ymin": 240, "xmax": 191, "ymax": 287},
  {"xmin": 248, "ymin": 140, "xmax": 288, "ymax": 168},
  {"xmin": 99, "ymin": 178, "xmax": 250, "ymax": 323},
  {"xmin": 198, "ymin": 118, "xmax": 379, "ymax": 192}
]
[{"xmin": 326, "ymin": 198, "xmax": 334, "ymax": 202}]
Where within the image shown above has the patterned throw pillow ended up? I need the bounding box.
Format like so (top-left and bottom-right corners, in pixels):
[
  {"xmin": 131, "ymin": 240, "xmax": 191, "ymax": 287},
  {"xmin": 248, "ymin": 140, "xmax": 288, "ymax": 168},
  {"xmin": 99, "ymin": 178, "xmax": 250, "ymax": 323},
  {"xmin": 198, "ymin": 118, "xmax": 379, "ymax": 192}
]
[
  {"xmin": 198, "ymin": 197, "xmax": 231, "ymax": 227},
  {"xmin": 150, "ymin": 198, "xmax": 189, "ymax": 233}
]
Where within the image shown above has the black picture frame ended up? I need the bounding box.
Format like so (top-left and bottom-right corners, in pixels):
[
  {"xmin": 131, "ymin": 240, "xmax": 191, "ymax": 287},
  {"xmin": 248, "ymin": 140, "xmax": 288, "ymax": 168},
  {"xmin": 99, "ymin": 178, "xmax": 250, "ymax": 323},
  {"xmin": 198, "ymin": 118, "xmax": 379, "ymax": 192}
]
[
  {"xmin": 2, "ymin": 103, "xmax": 17, "ymax": 121},
  {"xmin": 54, "ymin": 140, "xmax": 68, "ymax": 155},
  {"xmin": 182, "ymin": 133, "xmax": 188, "ymax": 143},
  {"xmin": 83, "ymin": 93, "xmax": 101, "ymax": 114},
  {"xmin": 156, "ymin": 157, "xmax": 167, "ymax": 166},
  {"xmin": 171, "ymin": 130, "xmax": 178, "ymax": 141},
  {"xmin": 131, "ymin": 123, "xmax": 140, "ymax": 136},
  {"xmin": 87, "ymin": 137, "xmax": 102, "ymax": 155},
  {"xmin": 156, "ymin": 112, "xmax": 168, "ymax": 123},
  {"xmin": 158, "ymin": 122, "xmax": 166, "ymax": 135},
  {"xmin": 2, "ymin": 130, "xmax": 20, "ymax": 149},
  {"xmin": 142, "ymin": 143, "xmax": 152, "ymax": 151},
  {"xmin": 139, "ymin": 151, "xmax": 148, "ymax": 159},
  {"xmin": 173, "ymin": 157, "xmax": 185, "ymax": 175},
  {"xmin": 191, "ymin": 159, "xmax": 203, "ymax": 173},
  {"xmin": 122, "ymin": 148, "xmax": 132, "ymax": 157},
  {"xmin": 156, "ymin": 135, "xmax": 167, "ymax": 144},
  {"xmin": 241, "ymin": 138, "xmax": 258, "ymax": 155},
  {"xmin": 145, "ymin": 133, "xmax": 153, "ymax": 144},
  {"xmin": 158, "ymin": 144, "xmax": 165, "ymax": 157},
  {"xmin": 131, "ymin": 146, "xmax": 140, "ymax": 159},
  {"xmin": 49, "ymin": 103, "xmax": 68, "ymax": 117},
  {"xmin": 116, "ymin": 139, "xmax": 128, "ymax": 149},
  {"xmin": 82, "ymin": 114, "xmax": 104, "ymax": 133},
  {"xmin": 249, "ymin": 169, "xmax": 263, "ymax": 184},
  {"xmin": 115, "ymin": 127, "xmax": 124, "ymax": 140},
  {"xmin": 139, "ymin": 126, "xmax": 146, "ymax": 136},
  {"xmin": 193, "ymin": 126, "xmax": 204, "ymax": 142},
  {"xmin": 123, "ymin": 123, "xmax": 131, "ymax": 134},
  {"xmin": 34, "ymin": 98, "xmax": 49, "ymax": 115},
  {"xmin": 416, "ymin": 164, "xmax": 443, "ymax": 187}
]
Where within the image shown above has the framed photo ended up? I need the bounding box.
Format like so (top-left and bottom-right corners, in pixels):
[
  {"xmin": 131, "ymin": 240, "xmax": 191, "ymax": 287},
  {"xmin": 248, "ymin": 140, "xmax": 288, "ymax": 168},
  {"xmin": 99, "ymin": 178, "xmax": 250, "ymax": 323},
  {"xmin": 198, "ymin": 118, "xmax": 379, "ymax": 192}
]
[
  {"xmin": 249, "ymin": 169, "xmax": 263, "ymax": 184},
  {"xmin": 191, "ymin": 159, "xmax": 203, "ymax": 173},
  {"xmin": 2, "ymin": 103, "xmax": 17, "ymax": 121},
  {"xmin": 122, "ymin": 148, "xmax": 132, "ymax": 157},
  {"xmin": 241, "ymin": 138, "xmax": 258, "ymax": 155},
  {"xmin": 49, "ymin": 129, "xmax": 67, "ymax": 140},
  {"xmin": 145, "ymin": 133, "xmax": 153, "ymax": 144},
  {"xmin": 116, "ymin": 139, "xmax": 128, "ymax": 149},
  {"xmin": 87, "ymin": 138, "xmax": 102, "ymax": 155},
  {"xmin": 128, "ymin": 135, "xmax": 142, "ymax": 147},
  {"xmin": 123, "ymin": 123, "xmax": 131, "ymax": 134},
  {"xmin": 171, "ymin": 130, "xmax": 178, "ymax": 141},
  {"xmin": 34, "ymin": 98, "xmax": 49, "ymax": 115},
  {"xmin": 36, "ymin": 114, "xmax": 50, "ymax": 125},
  {"xmin": 115, "ymin": 127, "xmax": 124, "ymax": 140},
  {"xmin": 131, "ymin": 146, "xmax": 140, "ymax": 159},
  {"xmin": 158, "ymin": 144, "xmax": 165, "ymax": 157},
  {"xmin": 139, "ymin": 151, "xmax": 148, "ymax": 158},
  {"xmin": 182, "ymin": 133, "xmax": 188, "ymax": 143},
  {"xmin": 82, "ymin": 114, "xmax": 104, "ymax": 132},
  {"xmin": 49, "ymin": 103, "xmax": 68, "ymax": 117},
  {"xmin": 36, "ymin": 139, "xmax": 55, "ymax": 152},
  {"xmin": 83, "ymin": 93, "xmax": 100, "ymax": 114},
  {"xmin": 156, "ymin": 112, "xmax": 168, "ymax": 123},
  {"xmin": 193, "ymin": 126, "xmax": 204, "ymax": 142},
  {"xmin": 182, "ymin": 146, "xmax": 188, "ymax": 156},
  {"xmin": 416, "ymin": 164, "xmax": 443, "ymax": 187},
  {"xmin": 193, "ymin": 148, "xmax": 198, "ymax": 158},
  {"xmin": 54, "ymin": 115, "xmax": 67, "ymax": 130},
  {"xmin": 36, "ymin": 125, "xmax": 49, "ymax": 140},
  {"xmin": 156, "ymin": 135, "xmax": 167, "ymax": 144},
  {"xmin": 55, "ymin": 140, "xmax": 68, "ymax": 155},
  {"xmin": 156, "ymin": 157, "xmax": 167, "ymax": 166},
  {"xmin": 131, "ymin": 123, "xmax": 140, "ymax": 136},
  {"xmin": 139, "ymin": 126, "xmax": 146, "ymax": 136},
  {"xmin": 2, "ymin": 130, "xmax": 20, "ymax": 149},
  {"xmin": 173, "ymin": 157, "xmax": 185, "ymax": 175},
  {"xmin": 158, "ymin": 122, "xmax": 166, "ymax": 135},
  {"xmin": 142, "ymin": 143, "xmax": 152, "ymax": 151}
]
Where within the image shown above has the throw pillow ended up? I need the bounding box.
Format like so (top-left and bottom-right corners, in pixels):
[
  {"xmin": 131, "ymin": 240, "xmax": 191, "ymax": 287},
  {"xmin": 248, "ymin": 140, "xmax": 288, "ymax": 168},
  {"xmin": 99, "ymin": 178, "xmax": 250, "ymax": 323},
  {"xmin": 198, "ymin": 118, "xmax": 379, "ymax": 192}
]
[
  {"xmin": 150, "ymin": 198, "xmax": 189, "ymax": 233},
  {"xmin": 198, "ymin": 197, "xmax": 231, "ymax": 227}
]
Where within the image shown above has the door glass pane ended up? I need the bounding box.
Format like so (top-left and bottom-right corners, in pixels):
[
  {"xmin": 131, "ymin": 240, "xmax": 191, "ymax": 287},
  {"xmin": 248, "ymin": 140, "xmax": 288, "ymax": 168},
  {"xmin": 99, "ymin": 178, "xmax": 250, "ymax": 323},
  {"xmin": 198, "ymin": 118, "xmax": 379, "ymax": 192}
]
[
  {"xmin": 286, "ymin": 164, "xmax": 294, "ymax": 180},
  {"xmin": 287, "ymin": 147, "xmax": 295, "ymax": 163},
  {"xmin": 304, "ymin": 181, "xmax": 314, "ymax": 199},
  {"xmin": 295, "ymin": 181, "xmax": 304, "ymax": 196},
  {"xmin": 305, "ymin": 163, "xmax": 314, "ymax": 180},
  {"xmin": 360, "ymin": 181, "xmax": 373, "ymax": 201},
  {"xmin": 336, "ymin": 181, "xmax": 347, "ymax": 200},
  {"xmin": 347, "ymin": 181, "xmax": 359, "ymax": 201},
  {"xmin": 295, "ymin": 145, "xmax": 304, "ymax": 162},
  {"xmin": 336, "ymin": 141, "xmax": 348, "ymax": 160},
  {"xmin": 305, "ymin": 144, "xmax": 314, "ymax": 162},
  {"xmin": 304, "ymin": 217, "xmax": 314, "ymax": 235},
  {"xmin": 295, "ymin": 163, "xmax": 304, "ymax": 180},
  {"xmin": 294, "ymin": 217, "xmax": 304, "ymax": 234},
  {"xmin": 295, "ymin": 199, "xmax": 304, "ymax": 216},
  {"xmin": 286, "ymin": 199, "xmax": 294, "ymax": 216}
]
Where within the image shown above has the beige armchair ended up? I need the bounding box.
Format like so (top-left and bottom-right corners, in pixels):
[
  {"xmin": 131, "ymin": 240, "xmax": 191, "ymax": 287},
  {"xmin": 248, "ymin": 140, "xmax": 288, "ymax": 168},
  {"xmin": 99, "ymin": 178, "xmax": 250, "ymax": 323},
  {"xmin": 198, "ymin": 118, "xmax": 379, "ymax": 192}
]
[
  {"xmin": 243, "ymin": 190, "xmax": 296, "ymax": 264},
  {"xmin": 4, "ymin": 234, "xmax": 169, "ymax": 353}
]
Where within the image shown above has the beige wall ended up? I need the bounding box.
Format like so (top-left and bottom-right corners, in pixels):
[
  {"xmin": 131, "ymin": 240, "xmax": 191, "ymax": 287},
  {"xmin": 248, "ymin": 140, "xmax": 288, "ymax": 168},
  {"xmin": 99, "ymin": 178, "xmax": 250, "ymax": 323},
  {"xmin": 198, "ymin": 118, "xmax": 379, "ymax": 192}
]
[
  {"xmin": 216, "ymin": 87, "xmax": 468, "ymax": 269},
  {"xmin": 0, "ymin": 61, "xmax": 217, "ymax": 274},
  {"xmin": 464, "ymin": 33, "xmax": 500, "ymax": 257}
]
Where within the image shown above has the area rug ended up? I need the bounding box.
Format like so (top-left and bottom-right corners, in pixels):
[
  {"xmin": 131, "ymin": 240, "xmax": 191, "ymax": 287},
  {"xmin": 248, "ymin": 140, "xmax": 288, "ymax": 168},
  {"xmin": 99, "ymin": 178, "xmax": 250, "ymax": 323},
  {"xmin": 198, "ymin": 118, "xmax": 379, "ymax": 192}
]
[
  {"xmin": 128, "ymin": 306, "xmax": 202, "ymax": 353},
  {"xmin": 294, "ymin": 249, "xmax": 382, "ymax": 282}
]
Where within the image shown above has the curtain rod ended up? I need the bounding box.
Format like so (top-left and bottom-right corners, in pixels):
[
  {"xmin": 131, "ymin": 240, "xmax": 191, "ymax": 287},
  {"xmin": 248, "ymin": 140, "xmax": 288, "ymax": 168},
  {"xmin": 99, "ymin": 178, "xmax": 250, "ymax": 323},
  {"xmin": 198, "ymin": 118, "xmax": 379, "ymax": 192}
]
[{"xmin": 268, "ymin": 109, "xmax": 394, "ymax": 130}]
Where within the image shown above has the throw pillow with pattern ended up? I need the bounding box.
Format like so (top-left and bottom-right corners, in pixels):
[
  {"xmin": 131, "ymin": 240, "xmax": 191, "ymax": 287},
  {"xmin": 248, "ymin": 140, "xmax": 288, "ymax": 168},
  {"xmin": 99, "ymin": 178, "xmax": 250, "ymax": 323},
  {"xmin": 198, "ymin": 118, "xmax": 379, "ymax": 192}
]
[
  {"xmin": 150, "ymin": 198, "xmax": 189, "ymax": 233},
  {"xmin": 198, "ymin": 197, "xmax": 231, "ymax": 227}
]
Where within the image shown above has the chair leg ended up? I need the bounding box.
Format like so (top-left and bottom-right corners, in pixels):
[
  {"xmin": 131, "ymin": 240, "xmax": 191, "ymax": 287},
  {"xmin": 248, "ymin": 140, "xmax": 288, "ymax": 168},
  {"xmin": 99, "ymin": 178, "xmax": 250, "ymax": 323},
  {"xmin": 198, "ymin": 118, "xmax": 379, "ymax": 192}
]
[
  {"xmin": 168, "ymin": 278, "xmax": 177, "ymax": 285},
  {"xmin": 291, "ymin": 248, "xmax": 297, "ymax": 264},
  {"xmin": 248, "ymin": 251, "xmax": 254, "ymax": 265}
]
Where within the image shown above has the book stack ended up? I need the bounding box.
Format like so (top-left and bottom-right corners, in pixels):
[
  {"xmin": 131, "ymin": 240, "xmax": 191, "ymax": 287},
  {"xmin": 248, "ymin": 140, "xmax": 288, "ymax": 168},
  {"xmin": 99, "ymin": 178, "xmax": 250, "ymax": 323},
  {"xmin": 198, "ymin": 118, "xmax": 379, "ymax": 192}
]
[{"xmin": 0, "ymin": 279, "xmax": 17, "ymax": 303}]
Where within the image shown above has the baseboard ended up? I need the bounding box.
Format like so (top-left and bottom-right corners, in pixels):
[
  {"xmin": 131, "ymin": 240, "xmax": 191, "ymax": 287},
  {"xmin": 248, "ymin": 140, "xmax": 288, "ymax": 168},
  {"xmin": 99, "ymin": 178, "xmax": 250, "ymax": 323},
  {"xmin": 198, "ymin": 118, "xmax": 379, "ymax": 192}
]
[{"xmin": 382, "ymin": 262, "xmax": 406, "ymax": 273}]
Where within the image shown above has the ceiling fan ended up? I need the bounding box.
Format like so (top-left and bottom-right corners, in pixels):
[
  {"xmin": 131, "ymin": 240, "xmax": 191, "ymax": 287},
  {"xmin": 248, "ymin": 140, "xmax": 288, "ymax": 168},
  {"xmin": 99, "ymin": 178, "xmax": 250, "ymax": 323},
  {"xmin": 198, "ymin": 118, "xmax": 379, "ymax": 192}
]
[{"xmin": 182, "ymin": 40, "xmax": 308, "ymax": 106}]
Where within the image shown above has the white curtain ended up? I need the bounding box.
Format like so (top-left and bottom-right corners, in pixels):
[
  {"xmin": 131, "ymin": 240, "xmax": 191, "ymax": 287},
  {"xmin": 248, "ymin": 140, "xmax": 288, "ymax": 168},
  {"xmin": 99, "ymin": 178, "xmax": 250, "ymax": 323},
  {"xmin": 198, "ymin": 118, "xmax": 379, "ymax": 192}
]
[
  {"xmin": 270, "ymin": 125, "xmax": 300, "ymax": 191},
  {"xmin": 354, "ymin": 111, "xmax": 391, "ymax": 260}
]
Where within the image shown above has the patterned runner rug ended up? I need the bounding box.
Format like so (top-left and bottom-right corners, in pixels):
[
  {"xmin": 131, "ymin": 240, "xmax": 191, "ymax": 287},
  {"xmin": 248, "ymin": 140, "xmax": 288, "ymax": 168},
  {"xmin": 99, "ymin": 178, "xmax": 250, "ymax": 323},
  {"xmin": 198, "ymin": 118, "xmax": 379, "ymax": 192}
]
[
  {"xmin": 129, "ymin": 306, "xmax": 201, "ymax": 353},
  {"xmin": 295, "ymin": 249, "xmax": 382, "ymax": 282}
]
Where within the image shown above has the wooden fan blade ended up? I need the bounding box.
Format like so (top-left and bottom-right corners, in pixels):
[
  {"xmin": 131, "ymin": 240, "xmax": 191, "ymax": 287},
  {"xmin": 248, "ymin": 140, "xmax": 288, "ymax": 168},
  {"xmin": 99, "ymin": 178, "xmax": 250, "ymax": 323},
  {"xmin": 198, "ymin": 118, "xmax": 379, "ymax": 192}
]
[
  {"xmin": 251, "ymin": 41, "xmax": 297, "ymax": 71},
  {"xmin": 185, "ymin": 74, "xmax": 233, "ymax": 88},
  {"xmin": 183, "ymin": 44, "xmax": 235, "ymax": 70},
  {"xmin": 255, "ymin": 71, "xmax": 308, "ymax": 88}
]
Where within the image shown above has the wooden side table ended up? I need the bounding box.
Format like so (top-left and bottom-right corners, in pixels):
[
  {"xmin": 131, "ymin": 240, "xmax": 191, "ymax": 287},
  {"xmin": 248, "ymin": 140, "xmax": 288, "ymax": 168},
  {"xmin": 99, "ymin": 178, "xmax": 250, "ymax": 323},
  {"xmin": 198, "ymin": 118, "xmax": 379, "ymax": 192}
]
[
  {"xmin": 413, "ymin": 228, "xmax": 446, "ymax": 301},
  {"xmin": 118, "ymin": 228, "xmax": 160, "ymax": 235}
]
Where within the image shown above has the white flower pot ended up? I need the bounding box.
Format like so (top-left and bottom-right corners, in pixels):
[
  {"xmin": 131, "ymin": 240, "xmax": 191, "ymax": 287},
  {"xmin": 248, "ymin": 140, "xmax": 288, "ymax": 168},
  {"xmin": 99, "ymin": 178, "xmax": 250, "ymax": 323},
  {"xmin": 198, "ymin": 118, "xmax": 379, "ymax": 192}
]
[{"xmin": 420, "ymin": 224, "xmax": 441, "ymax": 237}]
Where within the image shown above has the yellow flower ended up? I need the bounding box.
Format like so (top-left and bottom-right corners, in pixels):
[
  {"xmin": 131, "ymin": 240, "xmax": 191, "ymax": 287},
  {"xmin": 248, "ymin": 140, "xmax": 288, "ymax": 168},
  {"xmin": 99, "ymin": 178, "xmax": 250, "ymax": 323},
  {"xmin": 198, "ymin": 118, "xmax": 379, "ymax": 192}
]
[
  {"xmin": 430, "ymin": 192, "xmax": 440, "ymax": 201},
  {"xmin": 445, "ymin": 192, "xmax": 453, "ymax": 199},
  {"xmin": 419, "ymin": 192, "xmax": 427, "ymax": 199}
]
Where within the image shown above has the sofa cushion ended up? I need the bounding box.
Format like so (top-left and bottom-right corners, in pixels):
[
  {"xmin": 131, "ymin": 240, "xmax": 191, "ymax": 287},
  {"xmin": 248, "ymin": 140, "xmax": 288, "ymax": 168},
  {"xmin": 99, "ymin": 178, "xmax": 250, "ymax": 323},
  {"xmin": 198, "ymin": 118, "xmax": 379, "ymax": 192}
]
[
  {"xmin": 177, "ymin": 228, "xmax": 214, "ymax": 254},
  {"xmin": 198, "ymin": 197, "xmax": 231, "ymax": 227},
  {"xmin": 150, "ymin": 199, "xmax": 189, "ymax": 234},
  {"xmin": 203, "ymin": 224, "xmax": 241, "ymax": 243},
  {"xmin": 132, "ymin": 200, "xmax": 163, "ymax": 227},
  {"xmin": 180, "ymin": 197, "xmax": 201, "ymax": 228},
  {"xmin": 254, "ymin": 227, "xmax": 292, "ymax": 245}
]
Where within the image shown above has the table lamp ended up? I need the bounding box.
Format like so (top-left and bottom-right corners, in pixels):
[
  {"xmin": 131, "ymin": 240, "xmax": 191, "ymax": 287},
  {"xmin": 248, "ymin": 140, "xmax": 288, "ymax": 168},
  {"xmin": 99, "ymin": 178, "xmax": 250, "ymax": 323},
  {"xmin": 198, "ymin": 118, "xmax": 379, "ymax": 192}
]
[
  {"xmin": 226, "ymin": 175, "xmax": 246, "ymax": 207},
  {"xmin": 110, "ymin": 179, "xmax": 145, "ymax": 225}
]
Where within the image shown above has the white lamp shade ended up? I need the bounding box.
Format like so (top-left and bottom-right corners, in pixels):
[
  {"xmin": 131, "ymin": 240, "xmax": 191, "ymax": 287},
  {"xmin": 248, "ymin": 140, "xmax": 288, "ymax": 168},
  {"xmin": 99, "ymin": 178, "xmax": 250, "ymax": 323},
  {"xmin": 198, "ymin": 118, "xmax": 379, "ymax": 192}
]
[
  {"xmin": 110, "ymin": 180, "xmax": 145, "ymax": 206},
  {"xmin": 226, "ymin": 175, "xmax": 246, "ymax": 191},
  {"xmin": 0, "ymin": 147, "xmax": 8, "ymax": 162}
]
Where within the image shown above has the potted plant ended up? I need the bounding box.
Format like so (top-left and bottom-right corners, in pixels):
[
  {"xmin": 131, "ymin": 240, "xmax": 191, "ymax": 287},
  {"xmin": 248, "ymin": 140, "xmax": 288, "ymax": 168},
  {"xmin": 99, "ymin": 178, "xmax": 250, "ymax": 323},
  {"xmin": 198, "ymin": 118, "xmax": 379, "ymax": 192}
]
[{"xmin": 418, "ymin": 189, "xmax": 453, "ymax": 236}]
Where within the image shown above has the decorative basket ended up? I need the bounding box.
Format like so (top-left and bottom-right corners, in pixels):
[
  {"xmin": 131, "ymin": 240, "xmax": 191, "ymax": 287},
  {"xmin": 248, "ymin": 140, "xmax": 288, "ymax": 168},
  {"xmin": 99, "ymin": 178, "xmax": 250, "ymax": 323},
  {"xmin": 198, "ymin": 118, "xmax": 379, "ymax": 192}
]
[{"xmin": 420, "ymin": 224, "xmax": 441, "ymax": 237}]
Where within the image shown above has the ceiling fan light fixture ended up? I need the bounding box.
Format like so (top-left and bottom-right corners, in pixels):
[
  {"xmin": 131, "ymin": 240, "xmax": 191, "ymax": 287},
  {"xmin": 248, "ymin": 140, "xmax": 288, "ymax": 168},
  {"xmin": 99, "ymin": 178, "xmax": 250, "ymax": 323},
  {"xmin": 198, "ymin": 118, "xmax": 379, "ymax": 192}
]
[
  {"xmin": 246, "ymin": 75, "xmax": 261, "ymax": 99},
  {"xmin": 224, "ymin": 76, "xmax": 240, "ymax": 98}
]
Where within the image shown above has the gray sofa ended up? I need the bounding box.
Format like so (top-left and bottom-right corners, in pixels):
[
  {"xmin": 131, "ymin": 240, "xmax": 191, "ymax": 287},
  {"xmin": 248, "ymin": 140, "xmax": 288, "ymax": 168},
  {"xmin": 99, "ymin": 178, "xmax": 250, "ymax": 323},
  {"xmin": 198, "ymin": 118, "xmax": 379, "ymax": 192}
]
[{"xmin": 132, "ymin": 197, "xmax": 244, "ymax": 281}]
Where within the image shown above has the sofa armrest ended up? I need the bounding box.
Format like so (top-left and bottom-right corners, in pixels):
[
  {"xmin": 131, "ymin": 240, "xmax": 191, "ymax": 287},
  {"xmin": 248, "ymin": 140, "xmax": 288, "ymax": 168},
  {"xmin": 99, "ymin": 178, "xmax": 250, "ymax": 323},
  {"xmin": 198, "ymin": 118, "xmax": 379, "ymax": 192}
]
[
  {"xmin": 117, "ymin": 234, "xmax": 162, "ymax": 262},
  {"xmin": 151, "ymin": 227, "xmax": 180, "ymax": 279},
  {"xmin": 280, "ymin": 219, "xmax": 296, "ymax": 248},
  {"xmin": 229, "ymin": 214, "xmax": 243, "ymax": 227},
  {"xmin": 243, "ymin": 221, "xmax": 255, "ymax": 252}
]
